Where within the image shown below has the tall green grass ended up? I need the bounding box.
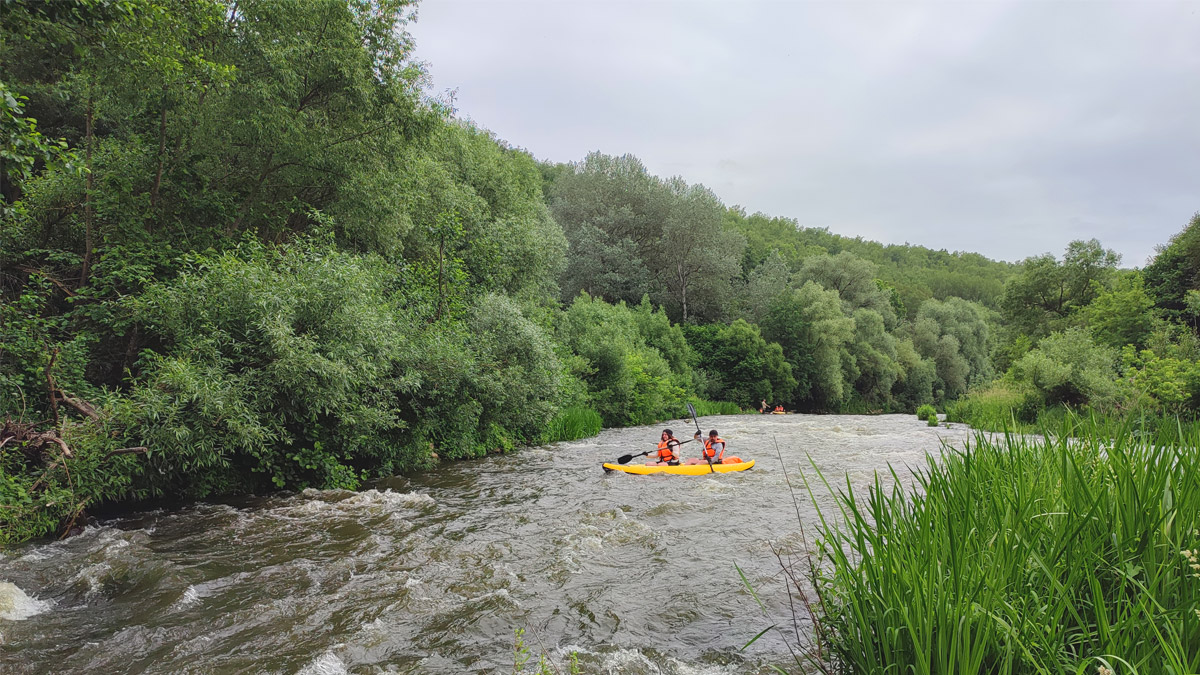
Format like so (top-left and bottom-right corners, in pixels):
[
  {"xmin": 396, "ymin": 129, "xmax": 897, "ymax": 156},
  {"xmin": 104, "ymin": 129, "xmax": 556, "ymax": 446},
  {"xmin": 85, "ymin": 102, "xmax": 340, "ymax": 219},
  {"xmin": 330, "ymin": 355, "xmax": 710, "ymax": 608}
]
[
  {"xmin": 687, "ymin": 399, "xmax": 743, "ymax": 417},
  {"xmin": 540, "ymin": 406, "xmax": 603, "ymax": 443},
  {"xmin": 804, "ymin": 413, "xmax": 1200, "ymax": 674}
]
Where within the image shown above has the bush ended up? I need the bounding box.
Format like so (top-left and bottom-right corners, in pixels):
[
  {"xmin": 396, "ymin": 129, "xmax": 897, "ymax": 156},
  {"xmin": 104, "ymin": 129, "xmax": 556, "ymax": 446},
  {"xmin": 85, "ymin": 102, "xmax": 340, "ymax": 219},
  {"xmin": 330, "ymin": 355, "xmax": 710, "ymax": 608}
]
[
  {"xmin": 557, "ymin": 293, "xmax": 690, "ymax": 427},
  {"xmin": 540, "ymin": 406, "xmax": 602, "ymax": 443},
  {"xmin": 684, "ymin": 320, "xmax": 796, "ymax": 408},
  {"xmin": 687, "ymin": 399, "xmax": 742, "ymax": 416},
  {"xmin": 925, "ymin": 411, "xmax": 938, "ymax": 426},
  {"xmin": 945, "ymin": 381, "xmax": 1026, "ymax": 430},
  {"xmin": 1011, "ymin": 328, "xmax": 1118, "ymax": 408},
  {"xmin": 915, "ymin": 404, "xmax": 936, "ymax": 420}
]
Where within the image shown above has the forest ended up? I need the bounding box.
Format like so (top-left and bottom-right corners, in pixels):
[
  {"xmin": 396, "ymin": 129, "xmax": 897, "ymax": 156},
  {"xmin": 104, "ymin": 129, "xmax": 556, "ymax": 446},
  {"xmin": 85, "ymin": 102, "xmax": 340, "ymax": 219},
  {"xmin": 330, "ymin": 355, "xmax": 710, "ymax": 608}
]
[{"xmin": 2, "ymin": 0, "xmax": 1199, "ymax": 547}]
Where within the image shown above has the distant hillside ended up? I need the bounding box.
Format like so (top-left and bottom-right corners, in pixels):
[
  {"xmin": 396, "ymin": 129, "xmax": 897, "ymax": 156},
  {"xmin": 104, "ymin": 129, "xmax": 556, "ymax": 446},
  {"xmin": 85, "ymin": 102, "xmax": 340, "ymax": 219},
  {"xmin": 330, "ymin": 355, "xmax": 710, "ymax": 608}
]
[{"xmin": 725, "ymin": 209, "xmax": 1017, "ymax": 316}]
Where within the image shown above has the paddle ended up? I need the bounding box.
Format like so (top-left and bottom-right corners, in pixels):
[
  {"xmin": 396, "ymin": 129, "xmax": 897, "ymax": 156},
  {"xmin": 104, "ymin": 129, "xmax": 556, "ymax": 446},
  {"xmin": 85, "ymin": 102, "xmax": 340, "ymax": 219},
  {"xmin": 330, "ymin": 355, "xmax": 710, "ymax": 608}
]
[
  {"xmin": 686, "ymin": 403, "xmax": 715, "ymax": 474},
  {"xmin": 615, "ymin": 438, "xmax": 693, "ymax": 464}
]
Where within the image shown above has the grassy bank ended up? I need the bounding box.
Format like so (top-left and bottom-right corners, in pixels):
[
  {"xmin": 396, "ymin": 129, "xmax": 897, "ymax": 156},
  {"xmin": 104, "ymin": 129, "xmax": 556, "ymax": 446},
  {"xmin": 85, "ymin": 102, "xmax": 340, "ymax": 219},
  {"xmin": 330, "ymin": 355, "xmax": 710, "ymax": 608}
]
[{"xmin": 803, "ymin": 414, "xmax": 1200, "ymax": 673}]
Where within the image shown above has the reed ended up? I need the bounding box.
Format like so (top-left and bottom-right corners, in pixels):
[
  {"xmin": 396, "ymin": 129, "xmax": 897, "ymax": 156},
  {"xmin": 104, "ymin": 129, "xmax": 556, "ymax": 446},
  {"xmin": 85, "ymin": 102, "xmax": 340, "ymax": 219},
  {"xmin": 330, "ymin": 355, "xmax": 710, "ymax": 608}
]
[
  {"xmin": 803, "ymin": 413, "xmax": 1200, "ymax": 674},
  {"xmin": 687, "ymin": 399, "xmax": 743, "ymax": 417},
  {"xmin": 540, "ymin": 406, "xmax": 603, "ymax": 443}
]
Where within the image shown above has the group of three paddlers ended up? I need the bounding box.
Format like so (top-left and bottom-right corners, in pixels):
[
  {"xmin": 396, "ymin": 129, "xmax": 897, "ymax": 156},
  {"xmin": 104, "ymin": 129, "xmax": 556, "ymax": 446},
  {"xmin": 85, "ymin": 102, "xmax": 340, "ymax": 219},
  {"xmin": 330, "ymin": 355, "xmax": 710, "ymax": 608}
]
[{"xmin": 649, "ymin": 429, "xmax": 740, "ymax": 466}]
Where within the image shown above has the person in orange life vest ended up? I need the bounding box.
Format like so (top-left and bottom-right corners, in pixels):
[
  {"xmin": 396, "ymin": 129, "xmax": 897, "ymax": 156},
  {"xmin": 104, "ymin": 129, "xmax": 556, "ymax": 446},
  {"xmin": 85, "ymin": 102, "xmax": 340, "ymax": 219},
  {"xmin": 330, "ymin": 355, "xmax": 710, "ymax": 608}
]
[
  {"xmin": 774, "ymin": 405, "xmax": 784, "ymax": 412},
  {"xmin": 685, "ymin": 429, "xmax": 727, "ymax": 465},
  {"xmin": 650, "ymin": 429, "xmax": 683, "ymax": 465}
]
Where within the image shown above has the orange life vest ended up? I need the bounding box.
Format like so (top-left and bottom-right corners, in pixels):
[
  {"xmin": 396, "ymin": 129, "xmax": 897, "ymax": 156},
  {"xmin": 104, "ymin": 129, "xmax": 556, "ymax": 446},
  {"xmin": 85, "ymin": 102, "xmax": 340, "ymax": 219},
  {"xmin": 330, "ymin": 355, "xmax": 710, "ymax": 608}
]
[
  {"xmin": 656, "ymin": 438, "xmax": 679, "ymax": 462},
  {"xmin": 774, "ymin": 406, "xmax": 783, "ymax": 412},
  {"xmin": 702, "ymin": 437, "xmax": 726, "ymax": 461}
]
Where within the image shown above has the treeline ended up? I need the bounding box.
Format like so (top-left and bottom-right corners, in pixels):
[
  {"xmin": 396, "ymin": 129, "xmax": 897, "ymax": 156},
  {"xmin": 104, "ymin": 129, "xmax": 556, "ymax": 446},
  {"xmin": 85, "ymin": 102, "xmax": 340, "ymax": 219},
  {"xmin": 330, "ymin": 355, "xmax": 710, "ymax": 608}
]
[
  {"xmin": 950, "ymin": 214, "xmax": 1200, "ymax": 429},
  {"xmin": 545, "ymin": 153, "xmax": 1001, "ymax": 412},
  {"xmin": 2, "ymin": 0, "xmax": 1196, "ymax": 545}
]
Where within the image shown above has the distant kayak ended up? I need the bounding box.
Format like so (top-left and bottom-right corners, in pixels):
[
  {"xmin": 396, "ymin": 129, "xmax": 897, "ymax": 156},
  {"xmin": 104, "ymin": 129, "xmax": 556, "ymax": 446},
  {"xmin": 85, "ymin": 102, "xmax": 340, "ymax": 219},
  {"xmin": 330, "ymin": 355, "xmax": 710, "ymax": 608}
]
[{"xmin": 602, "ymin": 460, "xmax": 755, "ymax": 475}]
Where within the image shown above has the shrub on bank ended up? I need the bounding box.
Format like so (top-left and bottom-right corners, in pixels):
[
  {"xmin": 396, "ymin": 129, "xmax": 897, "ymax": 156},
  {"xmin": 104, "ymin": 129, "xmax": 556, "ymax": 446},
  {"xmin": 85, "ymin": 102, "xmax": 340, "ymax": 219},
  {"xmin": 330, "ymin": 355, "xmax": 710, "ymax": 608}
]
[
  {"xmin": 540, "ymin": 406, "xmax": 603, "ymax": 443},
  {"xmin": 915, "ymin": 403, "xmax": 936, "ymax": 420},
  {"xmin": 807, "ymin": 414, "xmax": 1200, "ymax": 673}
]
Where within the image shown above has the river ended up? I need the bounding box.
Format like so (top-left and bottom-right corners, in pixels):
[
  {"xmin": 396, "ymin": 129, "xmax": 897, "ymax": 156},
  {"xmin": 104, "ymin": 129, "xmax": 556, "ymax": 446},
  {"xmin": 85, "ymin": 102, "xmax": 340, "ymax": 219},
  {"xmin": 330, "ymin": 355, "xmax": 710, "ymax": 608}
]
[{"xmin": 0, "ymin": 413, "xmax": 975, "ymax": 674}]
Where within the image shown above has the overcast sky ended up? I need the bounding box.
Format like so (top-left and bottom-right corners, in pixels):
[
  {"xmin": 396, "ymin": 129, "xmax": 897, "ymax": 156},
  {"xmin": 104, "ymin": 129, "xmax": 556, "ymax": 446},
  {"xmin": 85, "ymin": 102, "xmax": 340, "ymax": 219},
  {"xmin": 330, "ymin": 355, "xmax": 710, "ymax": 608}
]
[{"xmin": 409, "ymin": 1, "xmax": 1200, "ymax": 265}]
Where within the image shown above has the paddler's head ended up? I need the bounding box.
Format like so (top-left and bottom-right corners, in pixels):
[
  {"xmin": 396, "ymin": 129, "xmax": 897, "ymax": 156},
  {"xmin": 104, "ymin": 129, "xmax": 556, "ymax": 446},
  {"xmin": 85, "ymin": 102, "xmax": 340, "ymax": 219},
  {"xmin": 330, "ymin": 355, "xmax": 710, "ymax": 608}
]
[
  {"xmin": 662, "ymin": 429, "xmax": 673, "ymax": 440},
  {"xmin": 709, "ymin": 430, "xmax": 719, "ymax": 438}
]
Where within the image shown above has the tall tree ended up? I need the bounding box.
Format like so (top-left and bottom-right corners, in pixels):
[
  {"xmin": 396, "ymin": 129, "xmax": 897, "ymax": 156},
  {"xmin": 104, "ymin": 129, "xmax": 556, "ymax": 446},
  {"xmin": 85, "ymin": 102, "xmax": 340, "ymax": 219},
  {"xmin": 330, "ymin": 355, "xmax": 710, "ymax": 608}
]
[{"xmin": 656, "ymin": 180, "xmax": 744, "ymax": 322}]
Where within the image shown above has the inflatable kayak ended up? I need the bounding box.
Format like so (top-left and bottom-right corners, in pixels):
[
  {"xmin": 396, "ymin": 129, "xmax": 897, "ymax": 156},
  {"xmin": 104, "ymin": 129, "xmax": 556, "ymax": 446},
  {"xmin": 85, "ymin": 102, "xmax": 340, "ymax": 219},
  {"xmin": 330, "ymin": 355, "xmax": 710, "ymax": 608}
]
[{"xmin": 602, "ymin": 460, "xmax": 755, "ymax": 475}]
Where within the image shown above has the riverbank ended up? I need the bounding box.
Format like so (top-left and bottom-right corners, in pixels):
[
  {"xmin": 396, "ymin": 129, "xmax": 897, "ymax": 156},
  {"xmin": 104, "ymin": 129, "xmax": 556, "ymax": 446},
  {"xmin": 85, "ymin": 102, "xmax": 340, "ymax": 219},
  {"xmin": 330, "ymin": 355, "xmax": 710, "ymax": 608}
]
[{"xmin": 796, "ymin": 414, "xmax": 1200, "ymax": 673}]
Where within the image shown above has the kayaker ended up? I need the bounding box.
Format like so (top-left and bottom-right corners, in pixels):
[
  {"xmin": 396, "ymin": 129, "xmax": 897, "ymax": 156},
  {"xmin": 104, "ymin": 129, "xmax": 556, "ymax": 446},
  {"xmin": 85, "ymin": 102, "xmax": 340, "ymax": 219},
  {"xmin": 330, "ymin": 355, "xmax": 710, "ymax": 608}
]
[
  {"xmin": 703, "ymin": 430, "xmax": 726, "ymax": 462},
  {"xmin": 650, "ymin": 429, "xmax": 683, "ymax": 466},
  {"xmin": 685, "ymin": 429, "xmax": 727, "ymax": 465}
]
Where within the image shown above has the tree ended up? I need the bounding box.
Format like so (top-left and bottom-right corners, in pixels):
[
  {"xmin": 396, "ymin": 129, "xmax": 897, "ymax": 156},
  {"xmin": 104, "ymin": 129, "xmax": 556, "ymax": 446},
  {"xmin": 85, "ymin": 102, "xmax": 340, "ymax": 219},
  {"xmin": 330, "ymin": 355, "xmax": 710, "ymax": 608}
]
[
  {"xmin": 1079, "ymin": 271, "xmax": 1154, "ymax": 350},
  {"xmin": 797, "ymin": 251, "xmax": 897, "ymax": 328},
  {"xmin": 686, "ymin": 319, "xmax": 795, "ymax": 407},
  {"xmin": 549, "ymin": 153, "xmax": 671, "ymax": 306},
  {"xmin": 1011, "ymin": 328, "xmax": 1118, "ymax": 408},
  {"xmin": 1001, "ymin": 239, "xmax": 1121, "ymax": 340},
  {"xmin": 1143, "ymin": 213, "xmax": 1200, "ymax": 327},
  {"xmin": 762, "ymin": 281, "xmax": 855, "ymax": 409},
  {"xmin": 738, "ymin": 250, "xmax": 792, "ymax": 323},
  {"xmin": 656, "ymin": 180, "xmax": 744, "ymax": 322},
  {"xmin": 847, "ymin": 308, "xmax": 901, "ymax": 405},
  {"xmin": 909, "ymin": 297, "xmax": 993, "ymax": 402}
]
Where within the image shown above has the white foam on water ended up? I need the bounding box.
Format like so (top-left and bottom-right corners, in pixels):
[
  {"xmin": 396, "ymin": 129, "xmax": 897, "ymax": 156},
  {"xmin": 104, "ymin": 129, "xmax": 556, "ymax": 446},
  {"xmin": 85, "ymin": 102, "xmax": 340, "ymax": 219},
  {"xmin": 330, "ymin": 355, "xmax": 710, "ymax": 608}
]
[
  {"xmin": 296, "ymin": 649, "xmax": 348, "ymax": 675},
  {"xmin": 601, "ymin": 647, "xmax": 661, "ymax": 673},
  {"xmin": 171, "ymin": 585, "xmax": 202, "ymax": 610},
  {"xmin": 346, "ymin": 489, "xmax": 434, "ymax": 508},
  {"xmin": 67, "ymin": 561, "xmax": 112, "ymax": 598},
  {"xmin": 0, "ymin": 582, "xmax": 52, "ymax": 621},
  {"xmin": 285, "ymin": 488, "xmax": 435, "ymax": 516}
]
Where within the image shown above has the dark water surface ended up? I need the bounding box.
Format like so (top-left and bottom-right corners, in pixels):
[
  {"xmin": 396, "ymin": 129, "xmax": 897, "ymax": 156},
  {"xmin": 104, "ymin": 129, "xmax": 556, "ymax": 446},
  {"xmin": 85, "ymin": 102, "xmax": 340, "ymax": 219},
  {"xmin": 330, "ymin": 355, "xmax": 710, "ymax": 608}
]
[{"xmin": 0, "ymin": 414, "xmax": 973, "ymax": 674}]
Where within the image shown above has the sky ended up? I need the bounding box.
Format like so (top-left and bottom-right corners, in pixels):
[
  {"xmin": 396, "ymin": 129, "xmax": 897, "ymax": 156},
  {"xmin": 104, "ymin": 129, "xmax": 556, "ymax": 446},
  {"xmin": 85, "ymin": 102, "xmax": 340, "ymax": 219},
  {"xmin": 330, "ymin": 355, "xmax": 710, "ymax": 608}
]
[{"xmin": 408, "ymin": 0, "xmax": 1200, "ymax": 265}]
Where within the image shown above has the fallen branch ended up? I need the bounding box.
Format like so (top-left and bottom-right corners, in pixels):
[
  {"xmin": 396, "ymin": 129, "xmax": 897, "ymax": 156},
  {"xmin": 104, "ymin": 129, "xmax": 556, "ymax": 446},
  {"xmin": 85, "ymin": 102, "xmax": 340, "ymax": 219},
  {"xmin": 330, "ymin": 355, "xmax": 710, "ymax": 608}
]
[
  {"xmin": 103, "ymin": 446, "xmax": 148, "ymax": 460},
  {"xmin": 18, "ymin": 266, "xmax": 77, "ymax": 298},
  {"xmin": 61, "ymin": 395, "xmax": 100, "ymax": 421}
]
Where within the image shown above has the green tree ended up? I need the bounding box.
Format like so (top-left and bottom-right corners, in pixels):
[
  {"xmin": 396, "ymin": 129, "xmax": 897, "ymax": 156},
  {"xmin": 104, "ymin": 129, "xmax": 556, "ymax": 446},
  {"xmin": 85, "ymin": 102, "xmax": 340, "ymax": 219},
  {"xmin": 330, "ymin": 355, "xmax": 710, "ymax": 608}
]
[
  {"xmin": 909, "ymin": 297, "xmax": 993, "ymax": 402},
  {"xmin": 656, "ymin": 180, "xmax": 745, "ymax": 322},
  {"xmin": 1011, "ymin": 328, "xmax": 1118, "ymax": 408},
  {"xmin": 686, "ymin": 320, "xmax": 795, "ymax": 407},
  {"xmin": 1001, "ymin": 239, "xmax": 1121, "ymax": 340},
  {"xmin": 1079, "ymin": 271, "xmax": 1155, "ymax": 350},
  {"xmin": 797, "ymin": 251, "xmax": 897, "ymax": 328},
  {"xmin": 1143, "ymin": 213, "xmax": 1200, "ymax": 327},
  {"xmin": 762, "ymin": 281, "xmax": 855, "ymax": 409}
]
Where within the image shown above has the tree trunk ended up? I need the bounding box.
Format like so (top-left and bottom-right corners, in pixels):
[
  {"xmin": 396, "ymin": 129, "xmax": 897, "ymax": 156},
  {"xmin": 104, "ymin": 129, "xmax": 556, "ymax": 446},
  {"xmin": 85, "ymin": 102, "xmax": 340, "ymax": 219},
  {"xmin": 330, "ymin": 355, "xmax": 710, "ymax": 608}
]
[
  {"xmin": 435, "ymin": 232, "xmax": 445, "ymax": 320},
  {"xmin": 150, "ymin": 87, "xmax": 168, "ymax": 214},
  {"xmin": 677, "ymin": 261, "xmax": 688, "ymax": 322},
  {"xmin": 228, "ymin": 150, "xmax": 274, "ymax": 235},
  {"xmin": 81, "ymin": 83, "xmax": 95, "ymax": 287}
]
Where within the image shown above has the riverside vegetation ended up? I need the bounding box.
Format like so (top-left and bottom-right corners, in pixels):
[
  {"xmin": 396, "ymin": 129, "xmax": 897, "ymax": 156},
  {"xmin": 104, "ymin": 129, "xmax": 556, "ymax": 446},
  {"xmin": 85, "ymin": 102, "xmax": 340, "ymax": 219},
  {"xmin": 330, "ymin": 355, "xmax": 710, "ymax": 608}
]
[
  {"xmin": 783, "ymin": 414, "xmax": 1200, "ymax": 675},
  {"xmin": 3, "ymin": 0, "xmax": 1200, "ymax": 671}
]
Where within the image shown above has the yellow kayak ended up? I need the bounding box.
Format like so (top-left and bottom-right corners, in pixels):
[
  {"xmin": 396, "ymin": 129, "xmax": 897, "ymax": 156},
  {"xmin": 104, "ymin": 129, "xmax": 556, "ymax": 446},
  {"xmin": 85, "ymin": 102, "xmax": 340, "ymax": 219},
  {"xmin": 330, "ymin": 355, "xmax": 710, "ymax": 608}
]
[{"xmin": 602, "ymin": 460, "xmax": 755, "ymax": 475}]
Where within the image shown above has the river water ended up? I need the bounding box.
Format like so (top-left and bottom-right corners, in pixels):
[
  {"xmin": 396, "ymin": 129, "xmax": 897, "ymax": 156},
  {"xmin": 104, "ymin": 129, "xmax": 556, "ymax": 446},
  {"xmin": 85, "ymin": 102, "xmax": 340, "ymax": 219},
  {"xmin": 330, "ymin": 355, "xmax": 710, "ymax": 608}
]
[{"xmin": 0, "ymin": 414, "xmax": 976, "ymax": 674}]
